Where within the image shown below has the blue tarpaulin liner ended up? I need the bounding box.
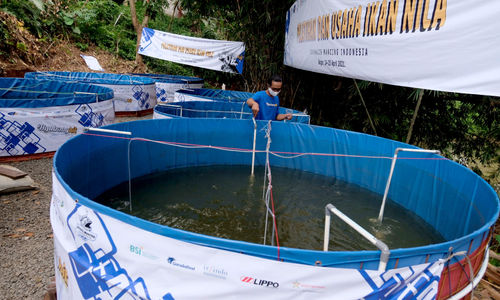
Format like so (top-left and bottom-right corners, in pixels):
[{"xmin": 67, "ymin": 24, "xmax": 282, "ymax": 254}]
[
  {"xmin": 25, "ymin": 71, "xmax": 155, "ymax": 85},
  {"xmin": 0, "ymin": 78, "xmax": 114, "ymax": 107},
  {"xmin": 154, "ymin": 101, "xmax": 310, "ymax": 124},
  {"xmin": 130, "ymin": 73, "xmax": 204, "ymax": 85},
  {"xmin": 175, "ymin": 88, "xmax": 253, "ymax": 102},
  {"xmin": 54, "ymin": 118, "xmax": 499, "ymax": 271}
]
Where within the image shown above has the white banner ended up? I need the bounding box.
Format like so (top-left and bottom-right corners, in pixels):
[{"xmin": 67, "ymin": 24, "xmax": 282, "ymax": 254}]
[
  {"xmin": 138, "ymin": 28, "xmax": 245, "ymax": 74},
  {"xmin": 284, "ymin": 0, "xmax": 500, "ymax": 96},
  {"xmin": 0, "ymin": 101, "xmax": 114, "ymax": 157},
  {"xmin": 52, "ymin": 174, "xmax": 444, "ymax": 300}
]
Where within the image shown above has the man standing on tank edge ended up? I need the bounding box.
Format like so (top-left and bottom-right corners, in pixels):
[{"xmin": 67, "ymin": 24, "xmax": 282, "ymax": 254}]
[{"xmin": 246, "ymin": 75, "xmax": 293, "ymax": 121}]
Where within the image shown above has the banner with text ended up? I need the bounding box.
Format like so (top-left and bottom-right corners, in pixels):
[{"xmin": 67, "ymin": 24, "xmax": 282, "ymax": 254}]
[
  {"xmin": 138, "ymin": 28, "xmax": 245, "ymax": 74},
  {"xmin": 284, "ymin": 0, "xmax": 500, "ymax": 96}
]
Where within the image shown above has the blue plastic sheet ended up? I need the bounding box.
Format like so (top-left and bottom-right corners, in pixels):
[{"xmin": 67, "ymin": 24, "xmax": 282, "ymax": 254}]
[
  {"xmin": 0, "ymin": 78, "xmax": 113, "ymax": 108},
  {"xmin": 154, "ymin": 101, "xmax": 310, "ymax": 124},
  {"xmin": 25, "ymin": 71, "xmax": 155, "ymax": 86},
  {"xmin": 54, "ymin": 118, "xmax": 499, "ymax": 270},
  {"xmin": 176, "ymin": 88, "xmax": 253, "ymax": 102}
]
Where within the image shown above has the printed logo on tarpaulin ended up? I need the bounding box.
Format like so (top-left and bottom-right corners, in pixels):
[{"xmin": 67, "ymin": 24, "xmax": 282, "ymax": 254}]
[
  {"xmin": 292, "ymin": 281, "xmax": 325, "ymax": 292},
  {"xmin": 203, "ymin": 265, "xmax": 228, "ymax": 280},
  {"xmin": 166, "ymin": 257, "xmax": 196, "ymax": 271},
  {"xmin": 57, "ymin": 257, "xmax": 69, "ymax": 287},
  {"xmin": 66, "ymin": 204, "xmax": 175, "ymax": 299},
  {"xmin": 130, "ymin": 244, "xmax": 159, "ymax": 261},
  {"xmin": 75, "ymin": 214, "xmax": 97, "ymax": 241},
  {"xmin": 240, "ymin": 276, "xmax": 279, "ymax": 288},
  {"xmin": 76, "ymin": 104, "xmax": 105, "ymax": 128}
]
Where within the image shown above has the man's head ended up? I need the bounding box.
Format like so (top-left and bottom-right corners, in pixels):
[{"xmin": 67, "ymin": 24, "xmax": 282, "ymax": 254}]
[{"xmin": 267, "ymin": 75, "xmax": 282, "ymax": 96}]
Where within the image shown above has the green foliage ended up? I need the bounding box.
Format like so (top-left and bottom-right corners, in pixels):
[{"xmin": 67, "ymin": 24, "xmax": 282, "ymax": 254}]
[
  {"xmin": 1, "ymin": 0, "xmax": 45, "ymax": 37},
  {"xmin": 75, "ymin": 42, "xmax": 88, "ymax": 51},
  {"xmin": 65, "ymin": 0, "xmax": 135, "ymax": 58}
]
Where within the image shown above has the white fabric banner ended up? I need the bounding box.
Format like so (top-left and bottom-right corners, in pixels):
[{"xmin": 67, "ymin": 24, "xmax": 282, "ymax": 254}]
[
  {"xmin": 52, "ymin": 174, "xmax": 444, "ymax": 300},
  {"xmin": 138, "ymin": 28, "xmax": 245, "ymax": 74},
  {"xmin": 0, "ymin": 101, "xmax": 114, "ymax": 157},
  {"xmin": 284, "ymin": 0, "xmax": 500, "ymax": 96}
]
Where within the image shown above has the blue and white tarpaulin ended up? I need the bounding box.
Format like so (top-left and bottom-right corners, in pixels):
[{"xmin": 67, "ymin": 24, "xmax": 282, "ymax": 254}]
[
  {"xmin": 52, "ymin": 118, "xmax": 499, "ymax": 299},
  {"xmin": 131, "ymin": 74, "xmax": 204, "ymax": 103},
  {"xmin": 138, "ymin": 27, "xmax": 245, "ymax": 74},
  {"xmin": 0, "ymin": 78, "xmax": 114, "ymax": 157},
  {"xmin": 284, "ymin": 0, "xmax": 500, "ymax": 97},
  {"xmin": 25, "ymin": 72, "xmax": 157, "ymax": 113},
  {"xmin": 52, "ymin": 174, "xmax": 443, "ymax": 299},
  {"xmin": 0, "ymin": 102, "xmax": 113, "ymax": 157}
]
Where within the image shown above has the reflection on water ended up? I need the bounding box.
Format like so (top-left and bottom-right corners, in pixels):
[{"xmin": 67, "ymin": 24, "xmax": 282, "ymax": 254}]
[{"xmin": 96, "ymin": 165, "xmax": 444, "ymax": 251}]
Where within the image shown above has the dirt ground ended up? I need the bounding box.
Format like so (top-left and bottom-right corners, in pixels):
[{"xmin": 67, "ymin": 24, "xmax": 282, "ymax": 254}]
[{"xmin": 0, "ymin": 36, "xmax": 499, "ymax": 299}]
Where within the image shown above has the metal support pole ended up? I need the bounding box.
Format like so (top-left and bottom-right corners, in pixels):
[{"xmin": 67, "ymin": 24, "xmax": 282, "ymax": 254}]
[
  {"xmin": 83, "ymin": 127, "xmax": 132, "ymax": 136},
  {"xmin": 378, "ymin": 148, "xmax": 440, "ymax": 222},
  {"xmin": 251, "ymin": 118, "xmax": 257, "ymax": 176},
  {"xmin": 324, "ymin": 204, "xmax": 390, "ymax": 272}
]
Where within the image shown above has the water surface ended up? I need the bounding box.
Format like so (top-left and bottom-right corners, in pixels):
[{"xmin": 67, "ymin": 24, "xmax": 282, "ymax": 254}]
[{"xmin": 96, "ymin": 165, "xmax": 445, "ymax": 251}]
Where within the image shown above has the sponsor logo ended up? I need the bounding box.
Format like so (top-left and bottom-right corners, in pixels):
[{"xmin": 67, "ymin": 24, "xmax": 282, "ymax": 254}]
[
  {"xmin": 75, "ymin": 215, "xmax": 97, "ymax": 241},
  {"xmin": 240, "ymin": 276, "xmax": 279, "ymax": 288},
  {"xmin": 292, "ymin": 281, "xmax": 326, "ymax": 291},
  {"xmin": 58, "ymin": 257, "xmax": 69, "ymax": 287},
  {"xmin": 167, "ymin": 257, "xmax": 196, "ymax": 271},
  {"xmin": 129, "ymin": 244, "xmax": 159, "ymax": 260},
  {"xmin": 265, "ymin": 103, "xmax": 277, "ymax": 107},
  {"xmin": 37, "ymin": 124, "xmax": 78, "ymax": 134},
  {"xmin": 203, "ymin": 265, "xmax": 228, "ymax": 280}
]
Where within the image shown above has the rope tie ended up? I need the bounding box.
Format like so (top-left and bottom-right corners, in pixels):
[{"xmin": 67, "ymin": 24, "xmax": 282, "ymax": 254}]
[{"xmin": 442, "ymin": 250, "xmax": 475, "ymax": 299}]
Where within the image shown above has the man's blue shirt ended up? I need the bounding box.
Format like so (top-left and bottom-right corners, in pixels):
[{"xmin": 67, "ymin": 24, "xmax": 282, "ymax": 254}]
[{"xmin": 251, "ymin": 91, "xmax": 279, "ymax": 120}]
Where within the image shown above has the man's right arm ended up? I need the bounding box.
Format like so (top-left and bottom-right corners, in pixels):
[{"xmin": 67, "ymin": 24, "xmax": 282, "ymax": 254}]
[{"xmin": 247, "ymin": 98, "xmax": 259, "ymax": 117}]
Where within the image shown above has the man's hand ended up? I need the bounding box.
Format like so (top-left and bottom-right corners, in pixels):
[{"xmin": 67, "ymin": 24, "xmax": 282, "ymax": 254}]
[
  {"xmin": 277, "ymin": 113, "xmax": 292, "ymax": 121},
  {"xmin": 251, "ymin": 102, "xmax": 260, "ymax": 117}
]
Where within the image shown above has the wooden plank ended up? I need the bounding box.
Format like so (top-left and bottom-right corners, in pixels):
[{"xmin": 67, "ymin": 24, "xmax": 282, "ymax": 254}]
[{"xmin": 0, "ymin": 165, "xmax": 28, "ymax": 179}]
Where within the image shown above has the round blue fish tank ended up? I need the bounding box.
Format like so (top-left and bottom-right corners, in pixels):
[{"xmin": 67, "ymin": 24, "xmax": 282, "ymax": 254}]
[
  {"xmin": 0, "ymin": 78, "xmax": 114, "ymax": 160},
  {"xmin": 174, "ymin": 88, "xmax": 253, "ymax": 103},
  {"xmin": 131, "ymin": 73, "xmax": 204, "ymax": 103},
  {"xmin": 51, "ymin": 118, "xmax": 499, "ymax": 299},
  {"xmin": 153, "ymin": 101, "xmax": 310, "ymax": 124},
  {"xmin": 25, "ymin": 71, "xmax": 156, "ymax": 116}
]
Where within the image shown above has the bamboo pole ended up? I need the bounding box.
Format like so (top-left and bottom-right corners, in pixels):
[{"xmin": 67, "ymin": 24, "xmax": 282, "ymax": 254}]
[
  {"xmin": 353, "ymin": 79, "xmax": 377, "ymax": 136},
  {"xmin": 406, "ymin": 89, "xmax": 424, "ymax": 144}
]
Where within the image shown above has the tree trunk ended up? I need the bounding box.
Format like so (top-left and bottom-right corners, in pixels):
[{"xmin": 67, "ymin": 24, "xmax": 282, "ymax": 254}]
[{"xmin": 129, "ymin": 0, "xmax": 148, "ymax": 71}]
